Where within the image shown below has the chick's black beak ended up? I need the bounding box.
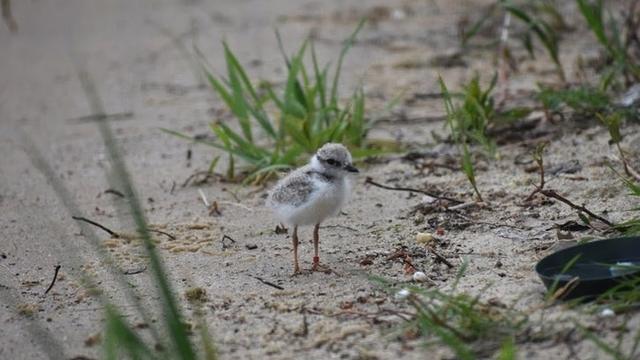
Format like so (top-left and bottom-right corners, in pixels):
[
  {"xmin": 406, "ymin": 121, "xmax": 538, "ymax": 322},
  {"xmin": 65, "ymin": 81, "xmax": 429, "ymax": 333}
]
[{"xmin": 344, "ymin": 164, "xmax": 359, "ymax": 173}]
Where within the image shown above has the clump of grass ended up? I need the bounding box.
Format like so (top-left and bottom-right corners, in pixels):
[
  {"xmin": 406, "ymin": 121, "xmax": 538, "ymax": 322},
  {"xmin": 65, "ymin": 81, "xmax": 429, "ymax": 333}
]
[
  {"xmin": 438, "ymin": 75, "xmax": 497, "ymax": 202},
  {"xmin": 580, "ymin": 320, "xmax": 640, "ymax": 360},
  {"xmin": 460, "ymin": 0, "xmax": 569, "ymax": 81},
  {"xmin": 576, "ymin": 0, "xmax": 640, "ymax": 91},
  {"xmin": 537, "ymin": 85, "xmax": 611, "ymax": 117},
  {"xmin": 609, "ymin": 167, "xmax": 640, "ymax": 235},
  {"xmin": 600, "ymin": 111, "xmax": 640, "ymax": 183},
  {"xmin": 164, "ymin": 21, "xmax": 389, "ymax": 184},
  {"xmin": 501, "ymin": 0, "xmax": 567, "ymax": 81},
  {"xmin": 375, "ymin": 263, "xmax": 527, "ymax": 359},
  {"xmin": 577, "ymin": 262, "xmax": 640, "ymax": 358}
]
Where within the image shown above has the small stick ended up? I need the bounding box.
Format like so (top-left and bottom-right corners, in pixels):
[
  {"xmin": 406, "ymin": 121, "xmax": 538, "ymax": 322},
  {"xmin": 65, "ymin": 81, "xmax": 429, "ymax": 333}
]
[
  {"xmin": 616, "ymin": 143, "xmax": 640, "ymax": 182},
  {"xmin": 104, "ymin": 189, "xmax": 125, "ymax": 198},
  {"xmin": 364, "ymin": 177, "xmax": 463, "ymax": 204},
  {"xmin": 182, "ymin": 171, "xmax": 217, "ymax": 187},
  {"xmin": 496, "ymin": 11, "xmax": 512, "ymax": 105},
  {"xmin": 539, "ymin": 189, "xmax": 614, "ymax": 227},
  {"xmin": 198, "ymin": 189, "xmax": 210, "ymax": 207},
  {"xmin": 148, "ymin": 229, "xmax": 176, "ymax": 240},
  {"xmin": 447, "ymin": 201, "xmax": 479, "ymax": 211},
  {"xmin": 248, "ymin": 275, "xmax": 284, "ymax": 290},
  {"xmin": 169, "ymin": 181, "xmax": 176, "ymax": 195},
  {"xmin": 526, "ymin": 142, "xmax": 547, "ymax": 201},
  {"xmin": 44, "ymin": 265, "xmax": 61, "ymax": 295},
  {"xmin": 427, "ymin": 246, "xmax": 454, "ymax": 268},
  {"xmin": 123, "ymin": 266, "xmax": 147, "ymax": 275},
  {"xmin": 72, "ymin": 216, "xmax": 119, "ymax": 238}
]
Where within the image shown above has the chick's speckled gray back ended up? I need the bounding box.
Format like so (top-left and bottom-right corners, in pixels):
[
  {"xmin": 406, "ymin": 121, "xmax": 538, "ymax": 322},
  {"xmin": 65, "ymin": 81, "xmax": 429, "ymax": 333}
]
[{"xmin": 268, "ymin": 166, "xmax": 316, "ymax": 208}]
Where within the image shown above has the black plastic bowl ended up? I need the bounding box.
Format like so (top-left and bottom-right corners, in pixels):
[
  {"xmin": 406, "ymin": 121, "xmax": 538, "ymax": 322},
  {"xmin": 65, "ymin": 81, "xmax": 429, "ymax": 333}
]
[{"xmin": 535, "ymin": 236, "xmax": 640, "ymax": 300}]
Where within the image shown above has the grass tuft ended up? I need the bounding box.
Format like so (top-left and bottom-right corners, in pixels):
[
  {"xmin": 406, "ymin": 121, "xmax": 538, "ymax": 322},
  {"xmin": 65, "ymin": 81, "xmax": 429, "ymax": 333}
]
[
  {"xmin": 164, "ymin": 20, "xmax": 394, "ymax": 184},
  {"xmin": 576, "ymin": 0, "xmax": 640, "ymax": 90},
  {"xmin": 372, "ymin": 262, "xmax": 526, "ymax": 359}
]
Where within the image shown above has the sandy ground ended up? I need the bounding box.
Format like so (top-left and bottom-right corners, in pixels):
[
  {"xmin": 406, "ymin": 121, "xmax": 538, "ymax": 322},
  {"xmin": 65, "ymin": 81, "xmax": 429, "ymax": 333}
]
[{"xmin": 2, "ymin": 0, "xmax": 640, "ymax": 359}]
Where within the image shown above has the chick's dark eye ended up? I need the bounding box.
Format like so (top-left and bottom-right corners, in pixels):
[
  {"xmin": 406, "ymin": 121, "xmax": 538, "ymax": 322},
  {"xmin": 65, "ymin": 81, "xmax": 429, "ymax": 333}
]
[{"xmin": 326, "ymin": 159, "xmax": 336, "ymax": 165}]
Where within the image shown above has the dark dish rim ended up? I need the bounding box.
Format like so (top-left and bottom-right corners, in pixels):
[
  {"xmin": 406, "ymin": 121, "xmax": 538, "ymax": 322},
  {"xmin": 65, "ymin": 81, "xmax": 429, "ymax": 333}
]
[{"xmin": 535, "ymin": 236, "xmax": 640, "ymax": 282}]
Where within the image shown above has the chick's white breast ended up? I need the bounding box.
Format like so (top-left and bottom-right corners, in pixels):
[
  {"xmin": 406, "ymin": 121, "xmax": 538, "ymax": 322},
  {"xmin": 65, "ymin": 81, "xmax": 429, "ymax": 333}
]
[
  {"xmin": 301, "ymin": 180, "xmax": 346, "ymax": 222},
  {"xmin": 269, "ymin": 176, "xmax": 349, "ymax": 226}
]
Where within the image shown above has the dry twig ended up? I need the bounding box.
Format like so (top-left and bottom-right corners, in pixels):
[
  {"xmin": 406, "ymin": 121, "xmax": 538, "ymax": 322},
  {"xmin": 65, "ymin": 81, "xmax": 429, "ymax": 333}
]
[
  {"xmin": 365, "ymin": 177, "xmax": 463, "ymax": 204},
  {"xmin": 539, "ymin": 189, "xmax": 614, "ymax": 227},
  {"xmin": 248, "ymin": 275, "xmax": 284, "ymax": 290},
  {"xmin": 72, "ymin": 216, "xmax": 119, "ymax": 237},
  {"xmin": 44, "ymin": 265, "xmax": 61, "ymax": 295}
]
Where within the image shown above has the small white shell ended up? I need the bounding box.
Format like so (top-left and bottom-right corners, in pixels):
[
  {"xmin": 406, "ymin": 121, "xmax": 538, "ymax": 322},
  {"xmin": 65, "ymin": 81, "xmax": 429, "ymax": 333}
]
[
  {"xmin": 394, "ymin": 288, "xmax": 410, "ymax": 301},
  {"xmin": 600, "ymin": 308, "xmax": 615, "ymax": 318},
  {"xmin": 412, "ymin": 271, "xmax": 428, "ymax": 282},
  {"xmin": 421, "ymin": 195, "xmax": 438, "ymax": 204}
]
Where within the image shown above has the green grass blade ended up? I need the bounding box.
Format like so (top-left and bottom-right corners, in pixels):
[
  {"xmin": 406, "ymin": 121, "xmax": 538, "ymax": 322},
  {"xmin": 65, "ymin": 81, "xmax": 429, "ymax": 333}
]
[
  {"xmin": 222, "ymin": 42, "xmax": 277, "ymax": 139},
  {"xmin": 104, "ymin": 306, "xmax": 154, "ymax": 360},
  {"xmin": 330, "ymin": 18, "xmax": 365, "ymax": 108},
  {"xmin": 77, "ymin": 71, "xmax": 197, "ymax": 359},
  {"xmin": 311, "ymin": 42, "xmax": 328, "ymax": 116},
  {"xmin": 347, "ymin": 88, "xmax": 365, "ymax": 146},
  {"xmin": 223, "ymin": 42, "xmax": 261, "ymax": 104},
  {"xmin": 275, "ymin": 28, "xmax": 292, "ymax": 68},
  {"xmin": 159, "ymin": 128, "xmax": 218, "ymax": 147},
  {"xmin": 224, "ymin": 49, "xmax": 252, "ymax": 142},
  {"xmin": 202, "ymin": 66, "xmax": 236, "ymax": 113},
  {"xmin": 292, "ymin": 41, "xmax": 311, "ymax": 112},
  {"xmin": 210, "ymin": 123, "xmax": 265, "ymax": 163},
  {"xmin": 498, "ymin": 336, "xmax": 516, "ymax": 360},
  {"xmin": 417, "ymin": 313, "xmax": 474, "ymax": 360},
  {"xmin": 578, "ymin": 322, "xmax": 625, "ymax": 359},
  {"xmin": 284, "ymin": 115, "xmax": 313, "ymax": 151}
]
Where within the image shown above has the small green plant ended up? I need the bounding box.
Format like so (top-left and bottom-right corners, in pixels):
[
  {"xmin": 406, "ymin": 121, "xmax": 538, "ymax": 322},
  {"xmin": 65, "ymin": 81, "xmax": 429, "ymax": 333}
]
[
  {"xmin": 580, "ymin": 320, "xmax": 640, "ymax": 360},
  {"xmin": 576, "ymin": 0, "xmax": 640, "ymax": 90},
  {"xmin": 600, "ymin": 111, "xmax": 640, "ymax": 183},
  {"xmin": 164, "ymin": 21, "xmax": 390, "ymax": 183},
  {"xmin": 460, "ymin": 1, "xmax": 568, "ymax": 81},
  {"xmin": 501, "ymin": 0, "xmax": 566, "ymax": 81},
  {"xmin": 577, "ymin": 262, "xmax": 640, "ymax": 359},
  {"xmin": 537, "ymin": 85, "xmax": 611, "ymax": 117},
  {"xmin": 439, "ymin": 75, "xmax": 496, "ymax": 201},
  {"xmin": 608, "ymin": 166, "xmax": 640, "ymax": 235},
  {"xmin": 374, "ymin": 262, "xmax": 526, "ymax": 359}
]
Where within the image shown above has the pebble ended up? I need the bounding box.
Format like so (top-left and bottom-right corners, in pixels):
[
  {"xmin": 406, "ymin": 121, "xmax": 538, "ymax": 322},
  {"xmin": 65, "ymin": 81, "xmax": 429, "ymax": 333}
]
[
  {"xmin": 412, "ymin": 271, "xmax": 428, "ymax": 282},
  {"xmin": 415, "ymin": 232, "xmax": 434, "ymax": 245},
  {"xmin": 600, "ymin": 308, "xmax": 615, "ymax": 317}
]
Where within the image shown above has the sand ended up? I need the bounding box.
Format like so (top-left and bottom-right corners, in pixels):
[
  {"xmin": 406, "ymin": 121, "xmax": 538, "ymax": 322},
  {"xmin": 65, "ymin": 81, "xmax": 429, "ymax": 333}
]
[{"xmin": 1, "ymin": 0, "xmax": 639, "ymax": 359}]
